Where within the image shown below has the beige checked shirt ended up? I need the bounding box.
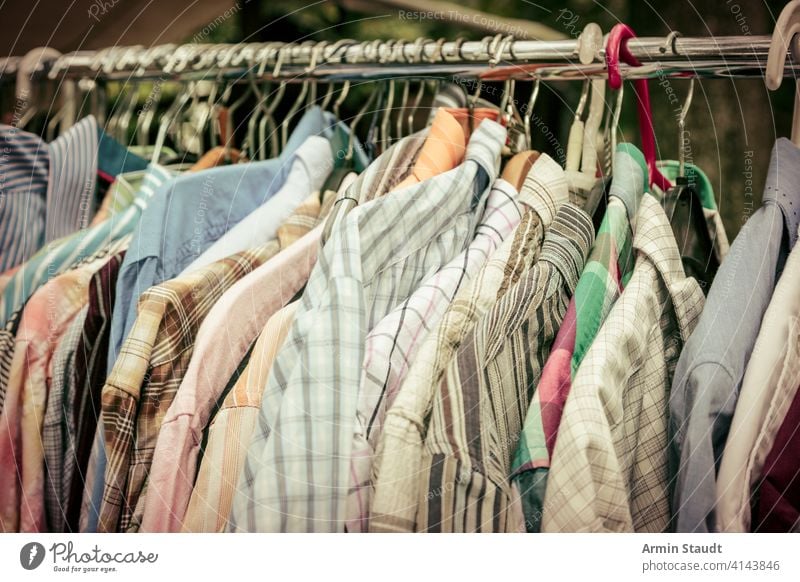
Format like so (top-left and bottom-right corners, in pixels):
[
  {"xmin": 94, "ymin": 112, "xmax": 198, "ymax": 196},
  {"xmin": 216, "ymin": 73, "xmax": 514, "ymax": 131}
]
[
  {"xmin": 542, "ymin": 194, "xmax": 705, "ymax": 533},
  {"xmin": 369, "ymin": 156, "xmax": 570, "ymax": 532},
  {"xmin": 415, "ymin": 203, "xmax": 593, "ymax": 532},
  {"xmin": 98, "ymin": 245, "xmax": 277, "ymax": 532}
]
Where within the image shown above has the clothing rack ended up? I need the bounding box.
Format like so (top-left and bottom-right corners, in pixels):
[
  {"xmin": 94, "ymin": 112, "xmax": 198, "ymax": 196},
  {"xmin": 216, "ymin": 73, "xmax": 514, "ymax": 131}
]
[{"xmin": 2, "ymin": 35, "xmax": 799, "ymax": 83}]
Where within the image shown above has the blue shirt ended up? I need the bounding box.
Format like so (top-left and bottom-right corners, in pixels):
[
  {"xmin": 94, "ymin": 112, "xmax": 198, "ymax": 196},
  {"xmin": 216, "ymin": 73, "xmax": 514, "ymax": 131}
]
[
  {"xmin": 106, "ymin": 106, "xmax": 354, "ymax": 372},
  {"xmin": 669, "ymin": 138, "xmax": 800, "ymax": 532}
]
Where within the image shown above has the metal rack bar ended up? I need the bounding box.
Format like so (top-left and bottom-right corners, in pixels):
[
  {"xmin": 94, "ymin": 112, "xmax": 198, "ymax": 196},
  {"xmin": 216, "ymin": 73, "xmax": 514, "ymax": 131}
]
[{"xmin": 2, "ymin": 36, "xmax": 797, "ymax": 82}]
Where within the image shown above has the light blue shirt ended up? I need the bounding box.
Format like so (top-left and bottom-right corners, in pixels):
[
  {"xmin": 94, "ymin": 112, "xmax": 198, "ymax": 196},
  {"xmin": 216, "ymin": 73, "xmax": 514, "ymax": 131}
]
[
  {"xmin": 670, "ymin": 138, "xmax": 800, "ymax": 532},
  {"xmin": 107, "ymin": 107, "xmax": 352, "ymax": 372}
]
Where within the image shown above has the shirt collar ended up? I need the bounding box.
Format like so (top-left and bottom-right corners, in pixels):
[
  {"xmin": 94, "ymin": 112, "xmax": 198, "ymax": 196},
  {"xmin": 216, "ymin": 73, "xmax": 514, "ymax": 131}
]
[
  {"xmin": 763, "ymin": 137, "xmax": 800, "ymax": 249},
  {"xmin": 464, "ymin": 118, "xmax": 505, "ymax": 185},
  {"xmin": 633, "ymin": 193, "xmax": 699, "ymax": 340},
  {"xmin": 538, "ymin": 202, "xmax": 595, "ymax": 292},
  {"xmin": 518, "ymin": 153, "xmax": 569, "ymax": 228},
  {"xmin": 281, "ymin": 106, "xmax": 333, "ymax": 161}
]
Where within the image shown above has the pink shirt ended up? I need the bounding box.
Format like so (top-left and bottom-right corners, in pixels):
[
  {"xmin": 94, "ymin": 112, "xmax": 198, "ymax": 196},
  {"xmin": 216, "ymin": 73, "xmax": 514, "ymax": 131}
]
[{"xmin": 140, "ymin": 225, "xmax": 322, "ymax": 532}]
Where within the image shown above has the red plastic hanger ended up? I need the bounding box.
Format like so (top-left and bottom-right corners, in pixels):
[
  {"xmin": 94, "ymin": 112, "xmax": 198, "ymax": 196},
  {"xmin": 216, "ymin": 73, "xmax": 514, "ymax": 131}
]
[{"xmin": 605, "ymin": 24, "xmax": 672, "ymax": 191}]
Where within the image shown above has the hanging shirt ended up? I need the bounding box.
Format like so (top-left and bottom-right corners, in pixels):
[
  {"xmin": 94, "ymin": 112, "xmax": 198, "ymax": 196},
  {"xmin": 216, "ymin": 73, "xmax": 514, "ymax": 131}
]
[
  {"xmin": 368, "ymin": 158, "xmax": 569, "ymax": 533},
  {"xmin": 510, "ymin": 145, "xmax": 645, "ymax": 532},
  {"xmin": 752, "ymin": 385, "xmax": 800, "ymax": 532},
  {"xmin": 670, "ymin": 138, "xmax": 800, "ymax": 533},
  {"xmin": 180, "ymin": 135, "xmax": 334, "ymax": 274},
  {"xmin": 97, "ymin": 240, "xmax": 284, "ymax": 533},
  {"xmin": 416, "ymin": 203, "xmax": 592, "ymax": 533},
  {"xmin": 182, "ymin": 301, "xmax": 300, "ymax": 532},
  {"xmin": 0, "ymin": 237, "xmax": 128, "ymax": 533},
  {"xmin": 229, "ymin": 118, "xmax": 505, "ymax": 533},
  {"xmin": 42, "ymin": 251, "xmax": 125, "ymax": 533},
  {"xmin": 140, "ymin": 191, "xmax": 336, "ymax": 532},
  {"xmin": 180, "ymin": 170, "xmax": 399, "ymax": 533},
  {"xmin": 0, "ymin": 166, "xmax": 173, "ymax": 415},
  {"xmin": 715, "ymin": 237, "xmax": 800, "ymax": 532},
  {"xmin": 0, "ymin": 164, "xmax": 172, "ymax": 328},
  {"xmin": 543, "ymin": 194, "xmax": 705, "ymax": 533},
  {"xmin": 347, "ymin": 178, "xmax": 522, "ymax": 532},
  {"xmin": 107, "ymin": 107, "xmax": 349, "ymax": 375},
  {"xmin": 0, "ymin": 124, "xmax": 49, "ymax": 272}
]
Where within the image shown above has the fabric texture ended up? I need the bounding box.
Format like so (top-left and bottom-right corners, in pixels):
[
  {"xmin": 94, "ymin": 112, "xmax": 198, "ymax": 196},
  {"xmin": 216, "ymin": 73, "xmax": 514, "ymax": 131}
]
[
  {"xmin": 98, "ymin": 245, "xmax": 277, "ymax": 533},
  {"xmin": 107, "ymin": 107, "xmax": 345, "ymax": 375},
  {"xmin": 511, "ymin": 145, "xmax": 645, "ymax": 532},
  {"xmin": 0, "ymin": 124, "xmax": 49, "ymax": 272},
  {"xmin": 368, "ymin": 156, "xmax": 569, "ymax": 533},
  {"xmin": 141, "ymin": 191, "xmax": 335, "ymax": 532},
  {"xmin": 716, "ymin": 238, "xmax": 800, "ymax": 532},
  {"xmin": 670, "ymin": 138, "xmax": 800, "ymax": 533},
  {"xmin": 0, "ymin": 240, "xmax": 126, "ymax": 532},
  {"xmin": 347, "ymin": 178, "xmax": 522, "ymax": 532},
  {"xmin": 180, "ymin": 135, "xmax": 333, "ymax": 274},
  {"xmin": 752, "ymin": 384, "xmax": 800, "ymax": 532},
  {"xmin": 229, "ymin": 118, "xmax": 505, "ymax": 532},
  {"xmin": 412, "ymin": 203, "xmax": 593, "ymax": 532},
  {"xmin": 182, "ymin": 301, "xmax": 299, "ymax": 532},
  {"xmin": 543, "ymin": 194, "xmax": 705, "ymax": 533}
]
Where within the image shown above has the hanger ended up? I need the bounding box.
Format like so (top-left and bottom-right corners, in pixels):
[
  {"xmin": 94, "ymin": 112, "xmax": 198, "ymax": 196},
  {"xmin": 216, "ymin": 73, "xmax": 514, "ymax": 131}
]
[
  {"xmin": 261, "ymin": 44, "xmax": 290, "ymax": 160},
  {"xmin": 605, "ymin": 24, "xmax": 672, "ymax": 191},
  {"xmin": 662, "ymin": 77, "xmax": 718, "ymax": 291},
  {"xmin": 281, "ymin": 41, "xmax": 323, "ymax": 150},
  {"xmin": 766, "ymin": 0, "xmax": 800, "ymax": 146},
  {"xmin": 15, "ymin": 46, "xmax": 62, "ymax": 130},
  {"xmin": 406, "ymin": 38, "xmax": 429, "ymax": 135}
]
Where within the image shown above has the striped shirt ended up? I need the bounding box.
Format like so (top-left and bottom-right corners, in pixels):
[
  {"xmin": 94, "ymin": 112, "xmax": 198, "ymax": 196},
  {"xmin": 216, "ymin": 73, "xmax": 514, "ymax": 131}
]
[
  {"xmin": 0, "ymin": 124, "xmax": 49, "ymax": 272},
  {"xmin": 45, "ymin": 116, "xmax": 99, "ymax": 242},
  {"xmin": 140, "ymin": 191, "xmax": 336, "ymax": 532},
  {"xmin": 543, "ymin": 194, "xmax": 705, "ymax": 533},
  {"xmin": 98, "ymin": 244, "xmax": 280, "ymax": 533},
  {"xmin": 0, "ymin": 166, "xmax": 173, "ymax": 414},
  {"xmin": 348, "ymin": 156, "xmax": 568, "ymax": 532},
  {"xmin": 229, "ymin": 118, "xmax": 506, "ymax": 532},
  {"xmin": 414, "ymin": 203, "xmax": 592, "ymax": 532},
  {"xmin": 368, "ymin": 159, "xmax": 572, "ymax": 533},
  {"xmin": 182, "ymin": 301, "xmax": 299, "ymax": 532},
  {"xmin": 510, "ymin": 145, "xmax": 645, "ymax": 532}
]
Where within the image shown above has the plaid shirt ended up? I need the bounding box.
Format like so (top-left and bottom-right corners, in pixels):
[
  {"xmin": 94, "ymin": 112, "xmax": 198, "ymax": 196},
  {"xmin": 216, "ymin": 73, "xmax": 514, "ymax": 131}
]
[
  {"xmin": 368, "ymin": 156, "xmax": 569, "ymax": 533},
  {"xmin": 229, "ymin": 119, "xmax": 505, "ymax": 532},
  {"xmin": 510, "ymin": 146, "xmax": 645, "ymax": 532},
  {"xmin": 41, "ymin": 251, "xmax": 126, "ymax": 532},
  {"xmin": 542, "ymin": 194, "xmax": 705, "ymax": 533},
  {"xmin": 140, "ymin": 192, "xmax": 335, "ymax": 532},
  {"xmin": 414, "ymin": 203, "xmax": 592, "ymax": 532},
  {"xmin": 98, "ymin": 245, "xmax": 276, "ymax": 533},
  {"xmin": 0, "ymin": 238, "xmax": 127, "ymax": 533},
  {"xmin": 349, "ymin": 154, "xmax": 568, "ymax": 532}
]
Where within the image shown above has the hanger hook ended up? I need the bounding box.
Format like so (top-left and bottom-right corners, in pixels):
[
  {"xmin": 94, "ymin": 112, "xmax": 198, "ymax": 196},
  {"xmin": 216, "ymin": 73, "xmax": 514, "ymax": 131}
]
[
  {"xmin": 678, "ymin": 77, "xmax": 695, "ymax": 178},
  {"xmin": 767, "ymin": 0, "xmax": 800, "ymax": 145}
]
